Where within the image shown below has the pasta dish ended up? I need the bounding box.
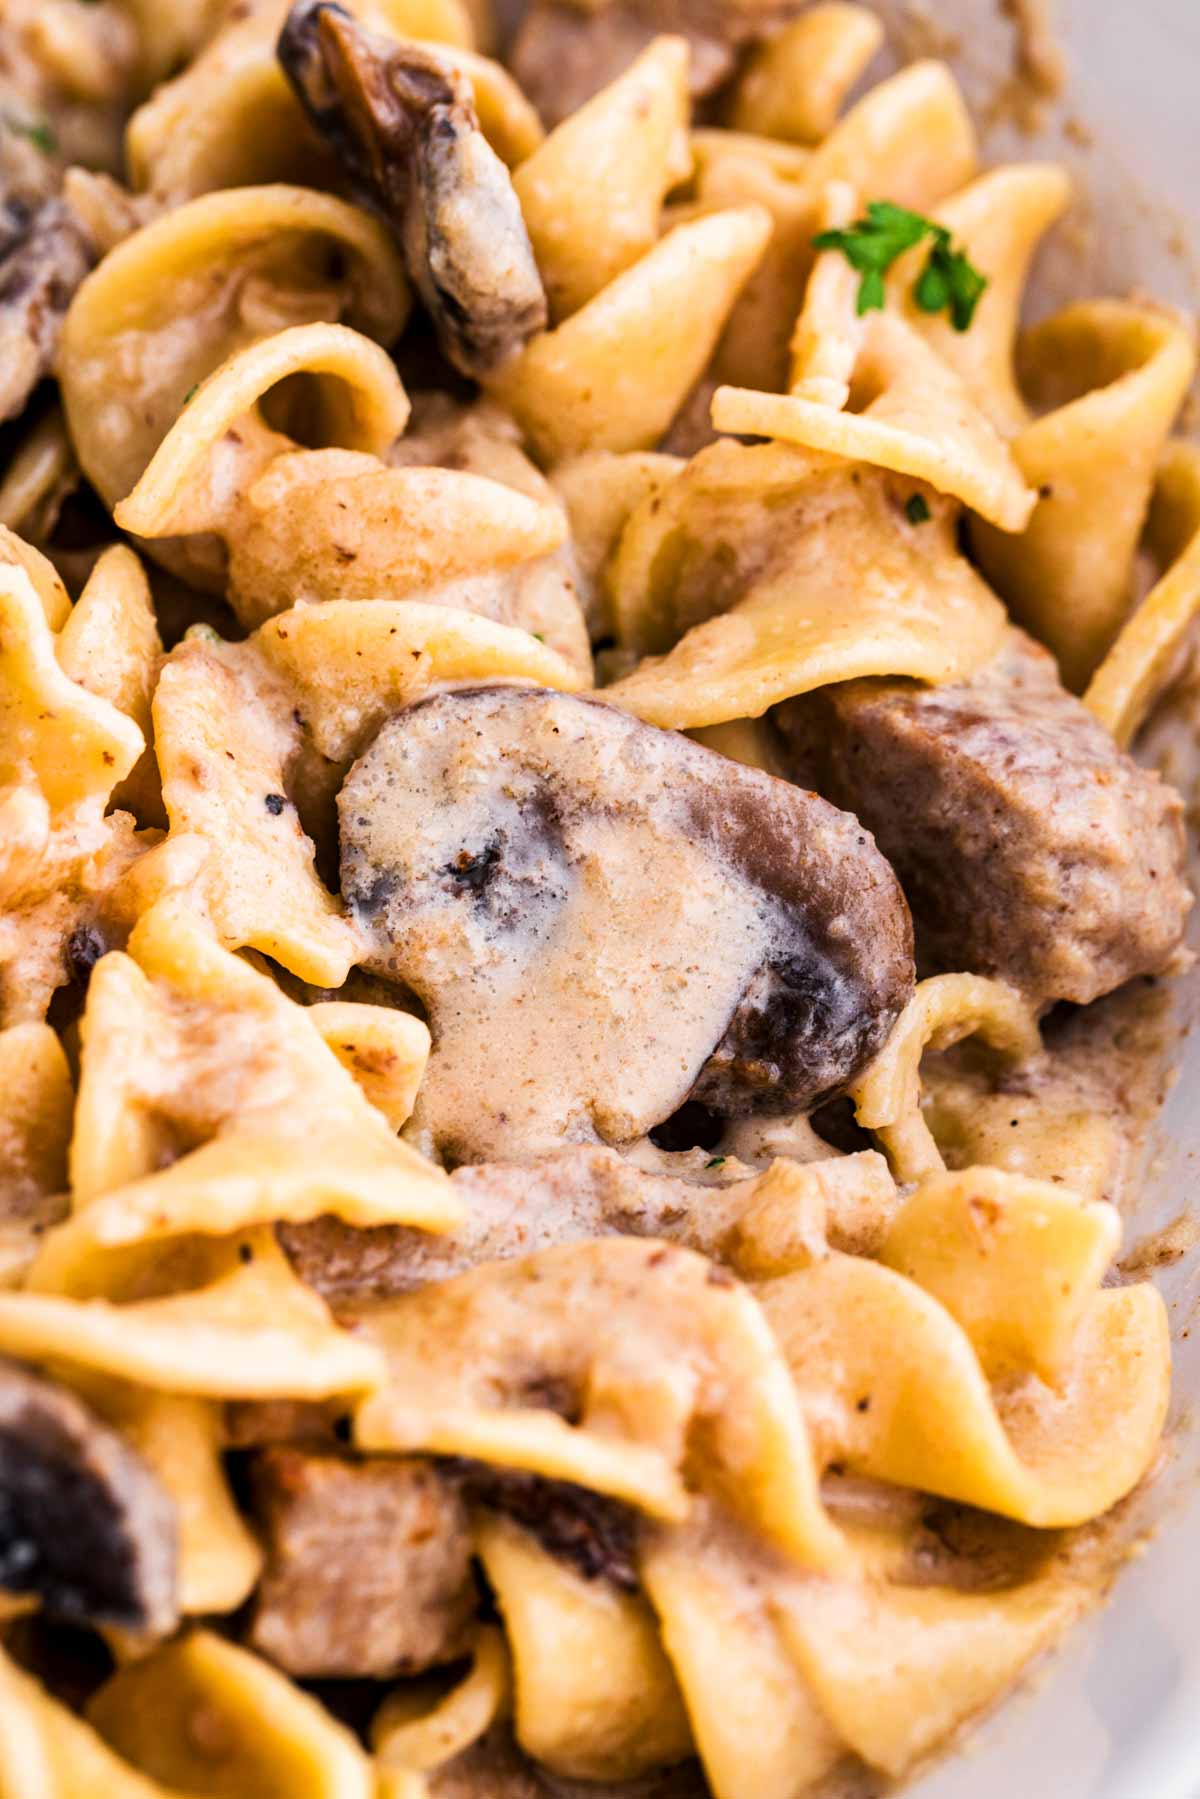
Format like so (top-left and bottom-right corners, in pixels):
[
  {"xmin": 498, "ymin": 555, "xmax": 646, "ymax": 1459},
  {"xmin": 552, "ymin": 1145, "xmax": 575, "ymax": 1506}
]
[{"xmin": 0, "ymin": 0, "xmax": 1197, "ymax": 1793}]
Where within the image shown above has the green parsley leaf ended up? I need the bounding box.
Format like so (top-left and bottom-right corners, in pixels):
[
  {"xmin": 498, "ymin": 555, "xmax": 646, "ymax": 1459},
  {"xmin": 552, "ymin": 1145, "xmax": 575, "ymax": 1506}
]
[
  {"xmin": 182, "ymin": 383, "xmax": 200, "ymax": 405},
  {"xmin": 3, "ymin": 112, "xmax": 57, "ymax": 156},
  {"xmin": 915, "ymin": 238, "xmax": 988, "ymax": 331},
  {"xmin": 704, "ymin": 1156, "xmax": 727, "ymax": 1170},
  {"xmin": 904, "ymin": 493, "xmax": 931, "ymax": 525},
  {"xmin": 812, "ymin": 201, "xmax": 987, "ymax": 331}
]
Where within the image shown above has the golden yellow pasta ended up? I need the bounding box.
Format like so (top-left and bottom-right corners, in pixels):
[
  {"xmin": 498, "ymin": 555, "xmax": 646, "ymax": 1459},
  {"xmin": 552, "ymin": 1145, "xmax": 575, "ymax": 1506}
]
[
  {"xmin": 603, "ymin": 441, "xmax": 1007, "ymax": 727},
  {"xmin": 0, "ymin": 6, "xmax": 1193, "ymax": 1796}
]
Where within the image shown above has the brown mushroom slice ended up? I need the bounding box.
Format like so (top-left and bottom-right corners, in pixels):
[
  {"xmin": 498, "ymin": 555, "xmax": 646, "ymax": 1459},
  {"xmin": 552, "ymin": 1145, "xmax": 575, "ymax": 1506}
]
[
  {"xmin": 278, "ymin": 1, "xmax": 546, "ymax": 378},
  {"xmin": 0, "ymin": 1357, "xmax": 177, "ymax": 1635},
  {"xmin": 774, "ymin": 628, "xmax": 1191, "ymax": 1007},
  {"xmin": 0, "ymin": 197, "xmax": 94, "ymax": 424},
  {"xmin": 339, "ymin": 687, "xmax": 913, "ymax": 1163}
]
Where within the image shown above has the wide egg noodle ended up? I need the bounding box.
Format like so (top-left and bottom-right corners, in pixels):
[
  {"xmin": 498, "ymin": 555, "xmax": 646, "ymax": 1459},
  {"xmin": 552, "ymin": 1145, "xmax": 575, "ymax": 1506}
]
[
  {"xmin": 30, "ymin": 900, "xmax": 457, "ymax": 1298},
  {"xmin": 1085, "ymin": 439, "xmax": 1200, "ymax": 746},
  {"xmin": 725, "ymin": 3, "xmax": 885, "ymax": 145},
  {"xmin": 473, "ymin": 1516, "xmax": 692, "ymax": 1781},
  {"xmin": 511, "ymin": 35, "xmax": 691, "ymax": 322},
  {"xmin": 485, "ymin": 205, "xmax": 774, "ymax": 460},
  {"xmin": 115, "ymin": 322, "xmax": 567, "ymax": 630},
  {"xmin": 0, "ymin": 1229, "xmax": 385, "ymax": 1399},
  {"xmin": 352, "ymin": 1236, "xmax": 847, "ymax": 1566},
  {"xmin": 602, "ymin": 440, "xmax": 1007, "ymax": 729},
  {"xmin": 0, "ymin": 545, "xmax": 155, "ymax": 1024},
  {"xmin": 971, "ymin": 299, "xmax": 1197, "ymax": 690},
  {"xmin": 86, "ymin": 1630, "xmax": 375, "ymax": 1798},
  {"xmin": 58, "ymin": 184, "xmax": 412, "ymax": 591}
]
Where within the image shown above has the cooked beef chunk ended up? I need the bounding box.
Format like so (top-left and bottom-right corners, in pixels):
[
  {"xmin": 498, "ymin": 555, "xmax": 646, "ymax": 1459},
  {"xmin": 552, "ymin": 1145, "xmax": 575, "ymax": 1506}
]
[
  {"xmin": 0, "ymin": 1358, "xmax": 177, "ymax": 1635},
  {"xmin": 774, "ymin": 628, "xmax": 1191, "ymax": 1007},
  {"xmin": 338, "ymin": 686, "xmax": 913, "ymax": 1161},
  {"xmin": 278, "ymin": 1, "xmax": 546, "ymax": 376},
  {"xmin": 247, "ymin": 1449, "xmax": 475, "ymax": 1677}
]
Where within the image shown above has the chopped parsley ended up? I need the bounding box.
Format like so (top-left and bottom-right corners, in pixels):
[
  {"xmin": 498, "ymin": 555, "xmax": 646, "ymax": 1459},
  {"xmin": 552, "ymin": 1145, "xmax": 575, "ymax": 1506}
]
[
  {"xmin": 812, "ymin": 201, "xmax": 987, "ymax": 332},
  {"xmin": 182, "ymin": 383, "xmax": 200, "ymax": 405},
  {"xmin": 3, "ymin": 112, "xmax": 57, "ymax": 157},
  {"xmin": 904, "ymin": 493, "xmax": 931, "ymax": 525},
  {"xmin": 705, "ymin": 1156, "xmax": 727, "ymax": 1170}
]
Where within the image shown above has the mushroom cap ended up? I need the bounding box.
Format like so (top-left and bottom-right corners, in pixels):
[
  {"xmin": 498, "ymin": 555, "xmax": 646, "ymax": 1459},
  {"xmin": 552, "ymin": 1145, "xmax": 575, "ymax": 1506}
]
[{"xmin": 339, "ymin": 685, "xmax": 913, "ymax": 1162}]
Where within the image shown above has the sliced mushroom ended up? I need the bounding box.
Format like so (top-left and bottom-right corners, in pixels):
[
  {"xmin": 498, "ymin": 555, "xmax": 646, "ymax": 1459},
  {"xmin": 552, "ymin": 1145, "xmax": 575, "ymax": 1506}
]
[
  {"xmin": 0, "ymin": 196, "xmax": 94, "ymax": 423},
  {"xmin": 0, "ymin": 1357, "xmax": 177, "ymax": 1635},
  {"xmin": 339, "ymin": 687, "xmax": 913, "ymax": 1162},
  {"xmin": 278, "ymin": 1, "xmax": 546, "ymax": 377}
]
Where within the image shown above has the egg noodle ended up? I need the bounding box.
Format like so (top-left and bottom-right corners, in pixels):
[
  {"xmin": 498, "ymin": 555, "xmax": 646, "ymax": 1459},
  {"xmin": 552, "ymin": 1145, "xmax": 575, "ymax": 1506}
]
[{"xmin": 0, "ymin": 2, "xmax": 1196, "ymax": 1795}]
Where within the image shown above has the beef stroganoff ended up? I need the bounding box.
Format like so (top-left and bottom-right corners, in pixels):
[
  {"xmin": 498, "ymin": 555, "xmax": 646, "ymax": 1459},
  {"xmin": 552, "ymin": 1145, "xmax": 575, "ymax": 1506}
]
[{"xmin": 0, "ymin": 0, "xmax": 1197, "ymax": 1793}]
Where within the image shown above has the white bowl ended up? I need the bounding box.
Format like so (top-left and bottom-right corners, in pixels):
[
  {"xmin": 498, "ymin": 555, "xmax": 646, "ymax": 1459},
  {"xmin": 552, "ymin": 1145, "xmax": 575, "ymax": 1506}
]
[{"xmin": 869, "ymin": 2, "xmax": 1200, "ymax": 1793}]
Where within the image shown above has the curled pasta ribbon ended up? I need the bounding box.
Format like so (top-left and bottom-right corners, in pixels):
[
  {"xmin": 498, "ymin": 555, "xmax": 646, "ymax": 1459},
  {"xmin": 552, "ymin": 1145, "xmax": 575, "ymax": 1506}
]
[
  {"xmin": 1085, "ymin": 440, "xmax": 1200, "ymax": 747},
  {"xmin": 126, "ymin": 1, "xmax": 534, "ymax": 204},
  {"xmin": 879, "ymin": 1166, "xmax": 1120, "ymax": 1382},
  {"xmin": 30, "ymin": 902, "xmax": 455, "ymax": 1298},
  {"xmin": 760, "ymin": 1181, "xmax": 1169, "ymax": 1528},
  {"xmin": 485, "ymin": 205, "xmax": 773, "ymax": 460},
  {"xmin": 602, "ymin": 441, "xmax": 1006, "ymax": 730},
  {"xmin": 150, "ymin": 601, "xmax": 582, "ymax": 985},
  {"xmin": 473, "ymin": 1521, "xmax": 692, "ymax": 1781},
  {"xmin": 0, "ymin": 543, "xmax": 162, "ymax": 1024},
  {"xmin": 512, "ymin": 36, "xmax": 691, "ymax": 322},
  {"xmin": 0, "ymin": 1230, "xmax": 385, "ymax": 1400},
  {"xmin": 87, "ymin": 1630, "xmax": 375, "ymax": 1798},
  {"xmin": 59, "ymin": 185, "xmax": 411, "ymax": 564},
  {"xmin": 353, "ymin": 1236, "xmax": 848, "ymax": 1569},
  {"xmin": 117, "ymin": 323, "xmax": 566, "ymax": 629},
  {"xmin": 373, "ymin": 1624, "xmax": 512, "ymax": 1781},
  {"xmin": 0, "ymin": 1021, "xmax": 72, "ymax": 1286},
  {"xmin": 641, "ymin": 1518, "xmax": 840, "ymax": 1799},
  {"xmin": 551, "ymin": 448, "xmax": 683, "ymax": 637},
  {"xmin": 726, "ymin": 3, "xmax": 885, "ymax": 145},
  {"xmin": 850, "ymin": 972, "xmax": 1041, "ymax": 1181},
  {"xmin": 642, "ymin": 1494, "xmax": 1082, "ymax": 1797},
  {"xmin": 971, "ymin": 299, "xmax": 1197, "ymax": 691},
  {"xmin": 695, "ymin": 59, "xmax": 978, "ymax": 393},
  {"xmin": 713, "ymin": 310, "xmax": 1037, "ymax": 532}
]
